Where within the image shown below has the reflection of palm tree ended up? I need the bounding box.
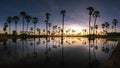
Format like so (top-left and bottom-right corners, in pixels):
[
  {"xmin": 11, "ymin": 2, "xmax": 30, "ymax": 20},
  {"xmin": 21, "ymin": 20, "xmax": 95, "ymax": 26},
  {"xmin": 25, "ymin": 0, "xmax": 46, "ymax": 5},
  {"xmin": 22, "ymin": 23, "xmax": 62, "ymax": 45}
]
[
  {"xmin": 25, "ymin": 15, "xmax": 31, "ymax": 32},
  {"xmin": 45, "ymin": 38, "xmax": 49, "ymax": 62},
  {"xmin": 61, "ymin": 39, "xmax": 64, "ymax": 65},
  {"xmin": 112, "ymin": 19, "xmax": 119, "ymax": 32},
  {"xmin": 33, "ymin": 38, "xmax": 37, "ymax": 57},
  {"xmin": 87, "ymin": 7, "xmax": 94, "ymax": 35},
  {"xmin": 7, "ymin": 16, "xmax": 12, "ymax": 35},
  {"xmin": 20, "ymin": 11, "xmax": 27, "ymax": 32},
  {"xmin": 13, "ymin": 16, "xmax": 19, "ymax": 34},
  {"xmin": 32, "ymin": 17, "xmax": 38, "ymax": 36},
  {"xmin": 88, "ymin": 39, "xmax": 92, "ymax": 68},
  {"xmin": 93, "ymin": 11, "xmax": 100, "ymax": 35}
]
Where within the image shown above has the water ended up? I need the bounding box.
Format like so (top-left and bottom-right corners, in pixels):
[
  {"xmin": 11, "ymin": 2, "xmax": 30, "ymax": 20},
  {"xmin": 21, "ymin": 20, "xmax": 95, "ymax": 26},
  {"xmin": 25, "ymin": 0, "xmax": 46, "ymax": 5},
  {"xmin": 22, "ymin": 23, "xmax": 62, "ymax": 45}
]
[{"xmin": 0, "ymin": 37, "xmax": 118, "ymax": 68}]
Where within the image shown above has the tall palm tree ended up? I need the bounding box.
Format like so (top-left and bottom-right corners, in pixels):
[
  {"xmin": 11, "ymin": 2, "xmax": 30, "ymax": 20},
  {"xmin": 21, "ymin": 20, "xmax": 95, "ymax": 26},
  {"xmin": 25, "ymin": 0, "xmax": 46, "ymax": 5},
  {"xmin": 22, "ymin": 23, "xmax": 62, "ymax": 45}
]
[
  {"xmin": 7, "ymin": 16, "xmax": 12, "ymax": 35},
  {"xmin": 87, "ymin": 7, "xmax": 94, "ymax": 35},
  {"xmin": 45, "ymin": 13, "xmax": 51, "ymax": 36},
  {"xmin": 12, "ymin": 16, "xmax": 19, "ymax": 34},
  {"xmin": 32, "ymin": 17, "xmax": 38, "ymax": 36},
  {"xmin": 93, "ymin": 11, "xmax": 100, "ymax": 35},
  {"xmin": 20, "ymin": 11, "xmax": 27, "ymax": 32},
  {"xmin": 112, "ymin": 19, "xmax": 119, "ymax": 32},
  {"xmin": 25, "ymin": 15, "xmax": 31, "ymax": 32},
  {"xmin": 105, "ymin": 22, "xmax": 110, "ymax": 33},
  {"xmin": 60, "ymin": 10, "xmax": 66, "ymax": 37}
]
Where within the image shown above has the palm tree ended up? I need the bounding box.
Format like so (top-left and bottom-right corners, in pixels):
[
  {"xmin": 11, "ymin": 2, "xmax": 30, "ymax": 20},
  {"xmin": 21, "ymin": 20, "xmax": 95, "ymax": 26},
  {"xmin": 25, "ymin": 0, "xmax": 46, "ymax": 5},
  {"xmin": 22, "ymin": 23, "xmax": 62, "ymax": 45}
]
[
  {"xmin": 112, "ymin": 26, "xmax": 114, "ymax": 32},
  {"xmin": 105, "ymin": 22, "xmax": 110, "ymax": 33},
  {"xmin": 25, "ymin": 15, "xmax": 31, "ymax": 32},
  {"xmin": 112, "ymin": 19, "xmax": 119, "ymax": 32},
  {"xmin": 53, "ymin": 25, "xmax": 57, "ymax": 35},
  {"xmin": 60, "ymin": 10, "xmax": 66, "ymax": 37},
  {"xmin": 7, "ymin": 16, "xmax": 12, "ymax": 35},
  {"xmin": 37, "ymin": 28, "xmax": 40, "ymax": 36},
  {"xmin": 102, "ymin": 23, "xmax": 105, "ymax": 32},
  {"xmin": 12, "ymin": 16, "xmax": 19, "ymax": 34},
  {"xmin": 93, "ymin": 11, "xmax": 100, "ymax": 35},
  {"xmin": 87, "ymin": 7, "xmax": 94, "ymax": 35},
  {"xmin": 94, "ymin": 25, "xmax": 98, "ymax": 35},
  {"xmin": 58, "ymin": 27, "xmax": 61, "ymax": 35},
  {"xmin": 20, "ymin": 11, "xmax": 27, "ymax": 32},
  {"xmin": 32, "ymin": 17, "xmax": 38, "ymax": 36},
  {"xmin": 48, "ymin": 23, "xmax": 52, "ymax": 35},
  {"xmin": 3, "ymin": 22, "xmax": 8, "ymax": 34},
  {"xmin": 45, "ymin": 13, "xmax": 51, "ymax": 36},
  {"xmin": 30, "ymin": 27, "xmax": 33, "ymax": 35}
]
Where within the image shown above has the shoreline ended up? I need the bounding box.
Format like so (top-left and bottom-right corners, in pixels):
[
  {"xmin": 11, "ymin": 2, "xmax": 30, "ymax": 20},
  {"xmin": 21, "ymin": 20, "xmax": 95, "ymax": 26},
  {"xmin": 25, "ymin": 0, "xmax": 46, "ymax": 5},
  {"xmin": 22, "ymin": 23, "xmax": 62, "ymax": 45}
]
[{"xmin": 102, "ymin": 40, "xmax": 120, "ymax": 68}]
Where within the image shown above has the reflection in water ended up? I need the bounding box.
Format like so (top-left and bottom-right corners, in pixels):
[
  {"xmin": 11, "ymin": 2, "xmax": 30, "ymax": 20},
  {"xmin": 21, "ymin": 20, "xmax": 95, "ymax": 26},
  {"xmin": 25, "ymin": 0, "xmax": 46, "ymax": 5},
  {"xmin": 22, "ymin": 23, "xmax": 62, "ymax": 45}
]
[{"xmin": 0, "ymin": 37, "xmax": 118, "ymax": 67}]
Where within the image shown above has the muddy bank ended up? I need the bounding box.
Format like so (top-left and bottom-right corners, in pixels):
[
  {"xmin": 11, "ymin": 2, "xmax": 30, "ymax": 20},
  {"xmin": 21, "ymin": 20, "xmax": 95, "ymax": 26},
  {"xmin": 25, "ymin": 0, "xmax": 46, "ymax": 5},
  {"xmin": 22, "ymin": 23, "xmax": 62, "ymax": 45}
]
[{"xmin": 102, "ymin": 40, "xmax": 120, "ymax": 68}]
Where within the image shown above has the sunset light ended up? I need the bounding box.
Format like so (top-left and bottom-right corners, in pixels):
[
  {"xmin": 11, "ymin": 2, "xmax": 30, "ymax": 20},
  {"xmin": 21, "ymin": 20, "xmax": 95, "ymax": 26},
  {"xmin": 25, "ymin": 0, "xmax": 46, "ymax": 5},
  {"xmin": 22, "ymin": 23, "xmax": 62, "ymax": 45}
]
[{"xmin": 0, "ymin": 0, "xmax": 120, "ymax": 68}]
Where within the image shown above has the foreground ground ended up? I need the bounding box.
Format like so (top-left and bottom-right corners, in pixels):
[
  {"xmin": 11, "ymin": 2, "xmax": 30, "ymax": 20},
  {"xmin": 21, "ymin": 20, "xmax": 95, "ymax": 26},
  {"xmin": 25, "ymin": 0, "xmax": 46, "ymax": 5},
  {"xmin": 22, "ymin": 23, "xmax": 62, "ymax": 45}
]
[{"xmin": 102, "ymin": 40, "xmax": 120, "ymax": 68}]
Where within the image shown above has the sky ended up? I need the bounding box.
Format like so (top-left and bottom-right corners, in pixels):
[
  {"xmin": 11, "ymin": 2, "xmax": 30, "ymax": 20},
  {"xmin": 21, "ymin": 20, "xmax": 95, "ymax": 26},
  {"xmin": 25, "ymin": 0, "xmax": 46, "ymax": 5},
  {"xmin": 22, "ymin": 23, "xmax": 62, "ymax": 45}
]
[{"xmin": 0, "ymin": 0, "xmax": 120, "ymax": 33}]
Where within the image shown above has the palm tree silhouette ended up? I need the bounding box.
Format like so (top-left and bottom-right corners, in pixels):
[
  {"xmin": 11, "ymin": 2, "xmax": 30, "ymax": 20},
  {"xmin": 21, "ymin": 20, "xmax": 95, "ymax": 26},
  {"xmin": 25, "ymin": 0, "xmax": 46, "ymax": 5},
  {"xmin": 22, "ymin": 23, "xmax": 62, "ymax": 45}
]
[
  {"xmin": 37, "ymin": 28, "xmax": 40, "ymax": 36},
  {"xmin": 48, "ymin": 23, "xmax": 52, "ymax": 35},
  {"xmin": 3, "ymin": 22, "xmax": 8, "ymax": 34},
  {"xmin": 101, "ymin": 23, "xmax": 105, "ymax": 32},
  {"xmin": 25, "ymin": 15, "xmax": 31, "ymax": 33},
  {"xmin": 93, "ymin": 11, "xmax": 100, "ymax": 35},
  {"xmin": 7, "ymin": 16, "xmax": 12, "ymax": 35},
  {"xmin": 87, "ymin": 7, "xmax": 94, "ymax": 35},
  {"xmin": 45, "ymin": 13, "xmax": 51, "ymax": 37},
  {"xmin": 112, "ymin": 19, "xmax": 119, "ymax": 32},
  {"xmin": 30, "ymin": 27, "xmax": 33, "ymax": 35},
  {"xmin": 32, "ymin": 17, "xmax": 38, "ymax": 36},
  {"xmin": 58, "ymin": 27, "xmax": 61, "ymax": 35},
  {"xmin": 13, "ymin": 16, "xmax": 19, "ymax": 34},
  {"xmin": 20, "ymin": 11, "xmax": 27, "ymax": 32},
  {"xmin": 94, "ymin": 25, "xmax": 98, "ymax": 35},
  {"xmin": 105, "ymin": 22, "xmax": 110, "ymax": 33},
  {"xmin": 60, "ymin": 10, "xmax": 66, "ymax": 37}
]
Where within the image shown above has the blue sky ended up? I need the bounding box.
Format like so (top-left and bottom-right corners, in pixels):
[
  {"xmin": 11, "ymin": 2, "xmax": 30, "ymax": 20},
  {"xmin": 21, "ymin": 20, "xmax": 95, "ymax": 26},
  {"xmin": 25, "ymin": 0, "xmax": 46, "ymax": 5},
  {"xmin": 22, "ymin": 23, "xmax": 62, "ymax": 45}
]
[{"xmin": 0, "ymin": 0, "xmax": 120, "ymax": 33}]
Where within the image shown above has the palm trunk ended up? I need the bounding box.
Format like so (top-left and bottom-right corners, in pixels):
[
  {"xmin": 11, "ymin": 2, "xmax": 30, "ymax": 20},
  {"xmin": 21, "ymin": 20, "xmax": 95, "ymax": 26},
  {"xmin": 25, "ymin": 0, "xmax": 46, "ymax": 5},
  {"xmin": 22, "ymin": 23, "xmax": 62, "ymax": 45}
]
[
  {"xmin": 27, "ymin": 22, "xmax": 29, "ymax": 32},
  {"xmin": 34, "ymin": 24, "xmax": 36, "ymax": 36},
  {"xmin": 115, "ymin": 26, "xmax": 116, "ymax": 32},
  {"xmin": 39, "ymin": 31, "xmax": 40, "ymax": 36},
  {"xmin": 46, "ymin": 23, "xmax": 48, "ymax": 37},
  {"xmin": 15, "ymin": 23, "xmax": 17, "ymax": 35},
  {"xmin": 62, "ymin": 15, "xmax": 64, "ymax": 37},
  {"xmin": 89, "ymin": 14, "xmax": 92, "ymax": 35},
  {"xmin": 96, "ymin": 29, "xmax": 97, "ymax": 35},
  {"xmin": 9, "ymin": 23, "xmax": 11, "ymax": 35},
  {"xmin": 23, "ymin": 17, "xmax": 24, "ymax": 32},
  {"xmin": 93, "ymin": 17, "xmax": 97, "ymax": 35}
]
